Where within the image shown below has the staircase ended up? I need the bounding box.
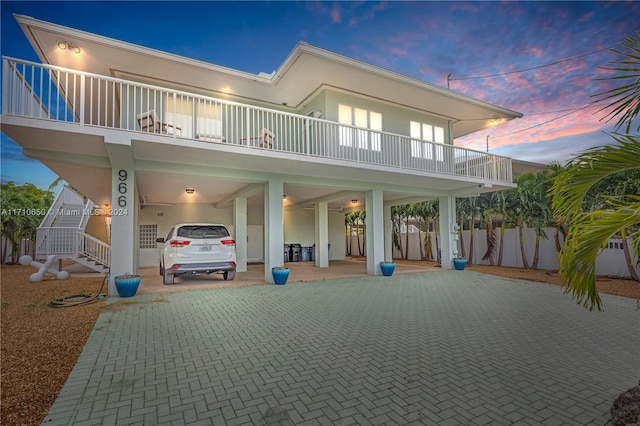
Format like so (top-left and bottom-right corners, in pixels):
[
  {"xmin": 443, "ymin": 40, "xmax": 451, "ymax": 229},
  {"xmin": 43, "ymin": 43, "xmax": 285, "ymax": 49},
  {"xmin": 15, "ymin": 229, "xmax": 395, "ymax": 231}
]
[{"xmin": 36, "ymin": 186, "xmax": 110, "ymax": 273}]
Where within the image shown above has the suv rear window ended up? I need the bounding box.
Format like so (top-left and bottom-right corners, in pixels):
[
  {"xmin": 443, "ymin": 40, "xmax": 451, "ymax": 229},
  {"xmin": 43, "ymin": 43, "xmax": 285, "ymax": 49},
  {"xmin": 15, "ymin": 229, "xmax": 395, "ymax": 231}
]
[{"xmin": 177, "ymin": 225, "xmax": 230, "ymax": 239}]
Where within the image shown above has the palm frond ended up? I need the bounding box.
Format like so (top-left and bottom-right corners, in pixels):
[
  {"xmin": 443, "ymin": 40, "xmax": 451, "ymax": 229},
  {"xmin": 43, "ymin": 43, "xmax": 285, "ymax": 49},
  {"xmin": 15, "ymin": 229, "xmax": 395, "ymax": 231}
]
[
  {"xmin": 559, "ymin": 200, "xmax": 640, "ymax": 311},
  {"xmin": 551, "ymin": 135, "xmax": 640, "ymax": 219},
  {"xmin": 592, "ymin": 31, "xmax": 640, "ymax": 132}
]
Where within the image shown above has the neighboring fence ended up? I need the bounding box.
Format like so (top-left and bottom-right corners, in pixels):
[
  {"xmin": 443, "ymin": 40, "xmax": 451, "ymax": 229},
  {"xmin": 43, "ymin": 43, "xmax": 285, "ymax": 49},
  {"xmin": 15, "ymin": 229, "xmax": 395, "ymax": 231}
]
[
  {"xmin": 347, "ymin": 227, "xmax": 639, "ymax": 278},
  {"xmin": 1, "ymin": 237, "xmax": 35, "ymax": 263}
]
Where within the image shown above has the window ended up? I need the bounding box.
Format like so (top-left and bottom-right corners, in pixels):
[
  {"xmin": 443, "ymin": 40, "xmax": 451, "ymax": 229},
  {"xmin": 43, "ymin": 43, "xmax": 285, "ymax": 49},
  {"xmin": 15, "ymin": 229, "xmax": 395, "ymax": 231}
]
[
  {"xmin": 139, "ymin": 224, "xmax": 158, "ymax": 249},
  {"xmin": 164, "ymin": 96, "xmax": 222, "ymax": 139},
  {"xmin": 338, "ymin": 104, "xmax": 382, "ymax": 151},
  {"xmin": 410, "ymin": 121, "xmax": 445, "ymax": 160},
  {"xmin": 177, "ymin": 225, "xmax": 230, "ymax": 239}
]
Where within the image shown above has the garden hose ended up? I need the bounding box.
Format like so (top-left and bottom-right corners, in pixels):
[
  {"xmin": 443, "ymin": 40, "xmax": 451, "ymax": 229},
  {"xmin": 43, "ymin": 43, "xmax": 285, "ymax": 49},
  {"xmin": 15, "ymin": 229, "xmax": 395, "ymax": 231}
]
[{"xmin": 48, "ymin": 271, "xmax": 109, "ymax": 308}]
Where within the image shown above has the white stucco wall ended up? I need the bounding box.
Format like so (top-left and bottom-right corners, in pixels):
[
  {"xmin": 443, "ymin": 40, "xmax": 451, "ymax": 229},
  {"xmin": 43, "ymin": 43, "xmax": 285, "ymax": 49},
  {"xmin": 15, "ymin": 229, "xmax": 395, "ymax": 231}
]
[
  {"xmin": 136, "ymin": 202, "xmax": 345, "ymax": 266},
  {"xmin": 284, "ymin": 208, "xmax": 345, "ymax": 260}
]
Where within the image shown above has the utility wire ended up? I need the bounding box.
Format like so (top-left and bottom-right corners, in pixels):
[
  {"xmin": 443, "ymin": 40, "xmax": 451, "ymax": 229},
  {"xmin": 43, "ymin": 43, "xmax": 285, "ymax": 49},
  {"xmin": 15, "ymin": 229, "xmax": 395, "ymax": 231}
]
[
  {"xmin": 448, "ymin": 43, "xmax": 618, "ymax": 84},
  {"xmin": 491, "ymin": 104, "xmax": 600, "ymax": 139}
]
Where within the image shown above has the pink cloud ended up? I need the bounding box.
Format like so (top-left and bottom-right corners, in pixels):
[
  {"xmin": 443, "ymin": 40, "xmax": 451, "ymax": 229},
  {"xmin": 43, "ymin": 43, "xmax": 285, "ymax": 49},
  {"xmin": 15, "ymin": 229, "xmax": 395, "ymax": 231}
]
[
  {"xmin": 457, "ymin": 105, "xmax": 613, "ymax": 154},
  {"xmin": 330, "ymin": 3, "xmax": 342, "ymax": 23},
  {"xmin": 389, "ymin": 47, "xmax": 408, "ymax": 57},
  {"xmin": 526, "ymin": 46, "xmax": 545, "ymax": 58},
  {"xmin": 449, "ymin": 2, "xmax": 480, "ymax": 13},
  {"xmin": 579, "ymin": 11, "xmax": 595, "ymax": 22}
]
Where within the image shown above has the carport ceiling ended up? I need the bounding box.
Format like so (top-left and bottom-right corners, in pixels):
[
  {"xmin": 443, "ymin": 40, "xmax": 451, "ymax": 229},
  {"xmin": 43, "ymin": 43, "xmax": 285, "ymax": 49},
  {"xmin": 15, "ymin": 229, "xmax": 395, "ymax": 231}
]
[{"xmin": 136, "ymin": 171, "xmax": 414, "ymax": 210}]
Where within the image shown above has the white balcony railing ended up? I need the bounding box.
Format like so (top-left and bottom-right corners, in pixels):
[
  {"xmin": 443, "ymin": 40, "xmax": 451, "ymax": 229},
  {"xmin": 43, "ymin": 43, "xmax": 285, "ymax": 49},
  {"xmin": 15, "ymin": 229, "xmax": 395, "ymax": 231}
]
[{"xmin": 2, "ymin": 57, "xmax": 512, "ymax": 183}]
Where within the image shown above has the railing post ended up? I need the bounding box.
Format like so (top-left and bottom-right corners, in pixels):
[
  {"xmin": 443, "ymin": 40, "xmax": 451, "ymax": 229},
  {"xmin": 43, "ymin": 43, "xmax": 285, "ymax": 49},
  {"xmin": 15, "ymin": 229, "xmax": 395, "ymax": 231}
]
[
  {"xmin": 79, "ymin": 74, "xmax": 85, "ymax": 126},
  {"xmin": 172, "ymin": 93, "xmax": 177, "ymax": 139},
  {"xmin": 305, "ymin": 117, "xmax": 310, "ymax": 155},
  {"xmin": 2, "ymin": 58, "xmax": 10, "ymax": 115},
  {"xmin": 245, "ymin": 106, "xmax": 250, "ymax": 147},
  {"xmin": 492, "ymin": 156, "xmax": 497, "ymax": 180},
  {"xmin": 2, "ymin": 59, "xmax": 9, "ymax": 114}
]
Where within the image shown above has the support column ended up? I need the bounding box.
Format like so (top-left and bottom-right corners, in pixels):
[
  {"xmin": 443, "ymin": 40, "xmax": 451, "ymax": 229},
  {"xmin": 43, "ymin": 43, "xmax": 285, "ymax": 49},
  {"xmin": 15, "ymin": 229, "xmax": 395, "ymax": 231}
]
[
  {"xmin": 365, "ymin": 189, "xmax": 384, "ymax": 275},
  {"xmin": 315, "ymin": 201, "xmax": 329, "ymax": 268},
  {"xmin": 264, "ymin": 180, "xmax": 284, "ymax": 282},
  {"xmin": 109, "ymin": 167, "xmax": 136, "ymax": 296},
  {"xmin": 384, "ymin": 203, "xmax": 393, "ymax": 262},
  {"xmin": 106, "ymin": 141, "xmax": 136, "ymax": 297},
  {"xmin": 233, "ymin": 197, "xmax": 247, "ymax": 273},
  {"xmin": 438, "ymin": 195, "xmax": 457, "ymax": 270}
]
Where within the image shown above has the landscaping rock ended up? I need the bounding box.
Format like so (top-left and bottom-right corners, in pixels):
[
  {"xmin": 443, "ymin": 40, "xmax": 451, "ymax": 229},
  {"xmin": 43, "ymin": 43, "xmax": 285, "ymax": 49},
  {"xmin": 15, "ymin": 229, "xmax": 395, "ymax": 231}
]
[{"xmin": 611, "ymin": 380, "xmax": 640, "ymax": 426}]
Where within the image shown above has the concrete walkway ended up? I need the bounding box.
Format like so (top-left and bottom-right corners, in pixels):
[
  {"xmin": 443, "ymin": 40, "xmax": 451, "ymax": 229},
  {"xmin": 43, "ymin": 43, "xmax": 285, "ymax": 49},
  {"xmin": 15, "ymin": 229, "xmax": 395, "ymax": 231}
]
[{"xmin": 44, "ymin": 271, "xmax": 638, "ymax": 425}]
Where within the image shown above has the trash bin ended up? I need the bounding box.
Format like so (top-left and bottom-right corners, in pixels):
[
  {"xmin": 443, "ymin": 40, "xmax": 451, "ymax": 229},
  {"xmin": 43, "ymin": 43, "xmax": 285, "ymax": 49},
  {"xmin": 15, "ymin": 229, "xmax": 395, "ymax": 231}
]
[
  {"xmin": 301, "ymin": 246, "xmax": 310, "ymax": 262},
  {"xmin": 284, "ymin": 244, "xmax": 291, "ymax": 262},
  {"xmin": 310, "ymin": 245, "xmax": 315, "ymax": 261},
  {"xmin": 291, "ymin": 244, "xmax": 302, "ymax": 262}
]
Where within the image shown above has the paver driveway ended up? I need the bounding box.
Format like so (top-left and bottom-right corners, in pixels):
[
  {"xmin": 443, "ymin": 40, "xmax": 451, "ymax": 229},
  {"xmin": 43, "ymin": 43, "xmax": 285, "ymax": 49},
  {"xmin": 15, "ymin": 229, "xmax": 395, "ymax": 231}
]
[{"xmin": 44, "ymin": 271, "xmax": 638, "ymax": 425}]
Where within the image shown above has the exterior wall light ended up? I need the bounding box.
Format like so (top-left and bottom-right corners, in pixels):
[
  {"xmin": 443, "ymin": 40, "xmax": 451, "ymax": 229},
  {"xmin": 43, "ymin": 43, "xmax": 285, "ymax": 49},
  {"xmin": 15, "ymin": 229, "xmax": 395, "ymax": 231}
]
[
  {"xmin": 351, "ymin": 199, "xmax": 358, "ymax": 204},
  {"xmin": 185, "ymin": 188, "xmax": 195, "ymax": 194},
  {"xmin": 58, "ymin": 41, "xmax": 81, "ymax": 53}
]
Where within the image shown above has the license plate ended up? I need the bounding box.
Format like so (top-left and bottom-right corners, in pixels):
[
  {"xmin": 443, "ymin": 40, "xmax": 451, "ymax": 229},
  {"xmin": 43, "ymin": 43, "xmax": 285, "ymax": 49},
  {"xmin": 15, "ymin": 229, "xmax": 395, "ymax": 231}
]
[{"xmin": 199, "ymin": 245, "xmax": 211, "ymax": 252}]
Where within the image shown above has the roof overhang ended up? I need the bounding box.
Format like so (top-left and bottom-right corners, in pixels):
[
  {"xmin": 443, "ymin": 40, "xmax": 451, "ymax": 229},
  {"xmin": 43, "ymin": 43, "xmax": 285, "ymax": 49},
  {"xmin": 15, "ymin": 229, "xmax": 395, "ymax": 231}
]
[{"xmin": 14, "ymin": 14, "xmax": 522, "ymax": 139}]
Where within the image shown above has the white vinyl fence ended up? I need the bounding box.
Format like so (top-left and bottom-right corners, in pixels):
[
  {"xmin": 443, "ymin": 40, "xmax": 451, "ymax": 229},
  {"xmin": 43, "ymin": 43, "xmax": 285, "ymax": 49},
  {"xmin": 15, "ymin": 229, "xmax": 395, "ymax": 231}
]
[{"xmin": 347, "ymin": 227, "xmax": 639, "ymax": 278}]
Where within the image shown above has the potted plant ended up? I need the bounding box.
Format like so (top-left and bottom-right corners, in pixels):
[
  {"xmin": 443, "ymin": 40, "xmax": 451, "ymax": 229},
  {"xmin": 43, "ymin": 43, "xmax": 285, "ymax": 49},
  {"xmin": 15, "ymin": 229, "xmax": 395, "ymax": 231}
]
[
  {"xmin": 379, "ymin": 260, "xmax": 396, "ymax": 276},
  {"xmin": 453, "ymin": 258, "xmax": 468, "ymax": 271},
  {"xmin": 114, "ymin": 272, "xmax": 141, "ymax": 297},
  {"xmin": 271, "ymin": 266, "xmax": 290, "ymax": 285}
]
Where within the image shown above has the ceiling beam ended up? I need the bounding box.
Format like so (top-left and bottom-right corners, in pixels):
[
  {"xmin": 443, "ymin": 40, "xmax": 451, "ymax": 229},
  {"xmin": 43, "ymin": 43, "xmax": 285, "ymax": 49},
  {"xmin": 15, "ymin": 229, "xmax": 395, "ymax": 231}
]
[
  {"xmin": 285, "ymin": 190, "xmax": 363, "ymax": 211},
  {"xmin": 213, "ymin": 183, "xmax": 265, "ymax": 208}
]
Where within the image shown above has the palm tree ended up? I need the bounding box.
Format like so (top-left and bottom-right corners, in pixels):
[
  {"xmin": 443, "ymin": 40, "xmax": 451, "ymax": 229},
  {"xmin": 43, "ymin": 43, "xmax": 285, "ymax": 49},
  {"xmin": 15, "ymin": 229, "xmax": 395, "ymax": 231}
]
[
  {"xmin": 344, "ymin": 213, "xmax": 356, "ymax": 256},
  {"xmin": 520, "ymin": 168, "xmax": 556, "ymax": 270},
  {"xmin": 552, "ymin": 31, "xmax": 640, "ymax": 310},
  {"xmin": 455, "ymin": 198, "xmax": 471, "ymax": 259},
  {"xmin": 494, "ymin": 190, "xmax": 517, "ymax": 267},
  {"xmin": 354, "ymin": 210, "xmax": 366, "ymax": 256},
  {"xmin": 420, "ymin": 200, "xmax": 439, "ymax": 261},
  {"xmin": 505, "ymin": 176, "xmax": 532, "ymax": 269},
  {"xmin": 410, "ymin": 203, "xmax": 426, "ymax": 260},
  {"xmin": 479, "ymin": 192, "xmax": 499, "ymax": 266},
  {"xmin": 391, "ymin": 206, "xmax": 404, "ymax": 259}
]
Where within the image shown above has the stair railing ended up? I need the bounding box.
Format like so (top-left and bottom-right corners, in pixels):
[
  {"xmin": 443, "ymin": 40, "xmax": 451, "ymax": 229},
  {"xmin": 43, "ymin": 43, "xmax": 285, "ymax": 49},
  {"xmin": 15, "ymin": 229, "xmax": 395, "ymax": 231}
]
[{"xmin": 78, "ymin": 232, "xmax": 110, "ymax": 267}]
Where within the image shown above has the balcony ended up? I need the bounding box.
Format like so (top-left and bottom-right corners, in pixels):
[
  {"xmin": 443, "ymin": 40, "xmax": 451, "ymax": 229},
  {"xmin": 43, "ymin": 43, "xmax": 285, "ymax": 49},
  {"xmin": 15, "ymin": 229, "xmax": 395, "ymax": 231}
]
[{"xmin": 2, "ymin": 57, "xmax": 512, "ymax": 184}]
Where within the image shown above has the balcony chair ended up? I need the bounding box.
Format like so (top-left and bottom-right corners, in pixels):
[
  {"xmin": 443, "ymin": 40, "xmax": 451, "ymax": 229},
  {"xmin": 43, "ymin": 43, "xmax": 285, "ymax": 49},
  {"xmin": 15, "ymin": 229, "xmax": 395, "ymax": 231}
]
[
  {"xmin": 240, "ymin": 127, "xmax": 274, "ymax": 149},
  {"xmin": 253, "ymin": 128, "xmax": 274, "ymax": 148},
  {"xmin": 136, "ymin": 110, "xmax": 181, "ymax": 135}
]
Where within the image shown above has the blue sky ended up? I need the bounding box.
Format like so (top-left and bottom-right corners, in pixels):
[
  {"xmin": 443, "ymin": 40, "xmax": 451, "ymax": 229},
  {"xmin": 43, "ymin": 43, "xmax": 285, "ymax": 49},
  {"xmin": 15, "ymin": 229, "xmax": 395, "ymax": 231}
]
[{"xmin": 1, "ymin": 1, "xmax": 638, "ymax": 189}]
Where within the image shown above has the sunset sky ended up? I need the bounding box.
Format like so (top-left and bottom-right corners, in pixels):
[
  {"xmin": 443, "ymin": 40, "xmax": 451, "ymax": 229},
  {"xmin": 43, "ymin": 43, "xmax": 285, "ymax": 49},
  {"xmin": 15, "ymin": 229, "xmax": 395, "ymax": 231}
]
[{"xmin": 1, "ymin": 1, "xmax": 638, "ymax": 189}]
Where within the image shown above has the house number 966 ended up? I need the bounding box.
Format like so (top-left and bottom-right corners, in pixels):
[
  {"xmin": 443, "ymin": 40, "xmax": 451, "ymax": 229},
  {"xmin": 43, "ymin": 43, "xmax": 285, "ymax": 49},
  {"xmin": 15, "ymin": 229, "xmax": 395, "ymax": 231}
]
[{"xmin": 118, "ymin": 170, "xmax": 128, "ymax": 207}]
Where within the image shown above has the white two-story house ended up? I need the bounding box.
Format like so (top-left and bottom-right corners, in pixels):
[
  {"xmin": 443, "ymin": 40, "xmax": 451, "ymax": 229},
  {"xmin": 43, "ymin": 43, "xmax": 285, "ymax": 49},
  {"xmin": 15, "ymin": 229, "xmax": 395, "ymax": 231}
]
[{"xmin": 1, "ymin": 15, "xmax": 522, "ymax": 295}]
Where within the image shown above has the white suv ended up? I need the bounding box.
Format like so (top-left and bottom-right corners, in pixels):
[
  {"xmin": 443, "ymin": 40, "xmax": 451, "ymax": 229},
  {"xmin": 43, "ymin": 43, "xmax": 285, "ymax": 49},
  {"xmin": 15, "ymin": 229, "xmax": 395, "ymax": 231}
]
[{"xmin": 157, "ymin": 223, "xmax": 236, "ymax": 285}]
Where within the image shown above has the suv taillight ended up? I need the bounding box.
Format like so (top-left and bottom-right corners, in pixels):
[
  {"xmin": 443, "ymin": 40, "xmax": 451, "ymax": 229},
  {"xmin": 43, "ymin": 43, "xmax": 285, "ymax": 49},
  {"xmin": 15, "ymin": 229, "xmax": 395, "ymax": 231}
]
[
  {"xmin": 170, "ymin": 240, "xmax": 191, "ymax": 247},
  {"xmin": 221, "ymin": 239, "xmax": 236, "ymax": 246}
]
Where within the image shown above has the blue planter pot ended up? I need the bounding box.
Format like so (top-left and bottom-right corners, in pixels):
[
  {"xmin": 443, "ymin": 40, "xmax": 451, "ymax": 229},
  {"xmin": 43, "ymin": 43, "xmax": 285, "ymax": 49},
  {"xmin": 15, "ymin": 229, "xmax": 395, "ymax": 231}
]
[
  {"xmin": 380, "ymin": 262, "xmax": 396, "ymax": 276},
  {"xmin": 453, "ymin": 259, "xmax": 468, "ymax": 271},
  {"xmin": 272, "ymin": 268, "xmax": 290, "ymax": 285},
  {"xmin": 114, "ymin": 275, "xmax": 141, "ymax": 297}
]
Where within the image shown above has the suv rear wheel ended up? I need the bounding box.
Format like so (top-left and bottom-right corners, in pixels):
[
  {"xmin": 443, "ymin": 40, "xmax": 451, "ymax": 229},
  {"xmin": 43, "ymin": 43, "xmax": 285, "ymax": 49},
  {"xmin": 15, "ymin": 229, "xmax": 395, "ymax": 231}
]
[
  {"xmin": 223, "ymin": 270, "xmax": 236, "ymax": 281},
  {"xmin": 162, "ymin": 270, "xmax": 174, "ymax": 285}
]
